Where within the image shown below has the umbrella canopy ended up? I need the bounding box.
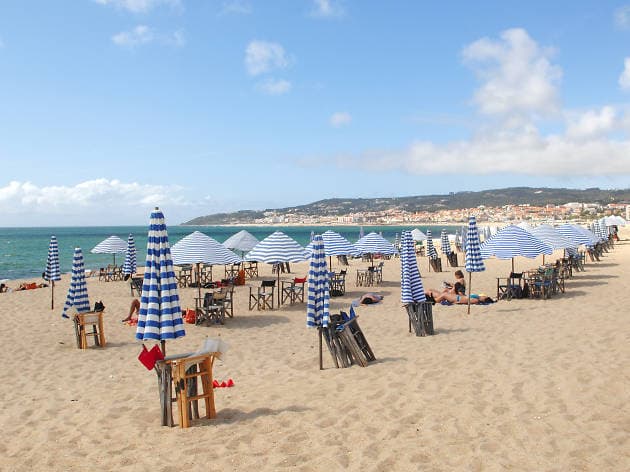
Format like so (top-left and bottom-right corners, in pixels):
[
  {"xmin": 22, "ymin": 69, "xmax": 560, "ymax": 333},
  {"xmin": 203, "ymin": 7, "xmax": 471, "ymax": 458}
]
[
  {"xmin": 354, "ymin": 232, "xmax": 397, "ymax": 257},
  {"xmin": 400, "ymin": 230, "xmax": 426, "ymax": 304},
  {"xmin": 425, "ymin": 230, "xmax": 439, "ymax": 260},
  {"xmin": 91, "ymin": 235, "xmax": 127, "ymax": 265},
  {"xmin": 172, "ymin": 231, "xmax": 241, "ymax": 266},
  {"xmin": 556, "ymin": 224, "xmax": 598, "ymax": 247},
  {"xmin": 44, "ymin": 235, "xmax": 62, "ymax": 310},
  {"xmin": 464, "ymin": 216, "xmax": 485, "ymax": 314},
  {"xmin": 123, "ymin": 234, "xmax": 137, "ymax": 275},
  {"xmin": 440, "ymin": 230, "xmax": 452, "ymax": 255},
  {"xmin": 306, "ymin": 230, "xmax": 361, "ymax": 257},
  {"xmin": 604, "ymin": 215, "xmax": 626, "ymax": 226},
  {"xmin": 245, "ymin": 231, "xmax": 310, "ymax": 263},
  {"xmin": 62, "ymin": 247, "xmax": 91, "ymax": 318},
  {"xmin": 135, "ymin": 208, "xmax": 185, "ymax": 350},
  {"xmin": 306, "ymin": 235, "xmax": 331, "ymax": 328},
  {"xmin": 222, "ymin": 230, "xmax": 260, "ymax": 253},
  {"xmin": 480, "ymin": 225, "xmax": 553, "ymax": 261},
  {"xmin": 528, "ymin": 224, "xmax": 577, "ymax": 251},
  {"xmin": 410, "ymin": 228, "xmax": 427, "ymax": 242}
]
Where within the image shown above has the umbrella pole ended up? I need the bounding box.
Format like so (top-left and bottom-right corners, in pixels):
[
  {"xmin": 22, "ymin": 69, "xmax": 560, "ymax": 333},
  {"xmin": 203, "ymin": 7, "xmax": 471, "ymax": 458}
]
[
  {"xmin": 197, "ymin": 263, "xmax": 202, "ymax": 302},
  {"xmin": 319, "ymin": 328, "xmax": 323, "ymax": 370},
  {"xmin": 467, "ymin": 273, "xmax": 472, "ymax": 315},
  {"xmin": 51, "ymin": 281, "xmax": 54, "ymax": 310},
  {"xmin": 161, "ymin": 340, "xmax": 166, "ymax": 357},
  {"xmin": 277, "ymin": 270, "xmax": 281, "ymax": 307},
  {"xmin": 511, "ymin": 258, "xmax": 514, "ymax": 274}
]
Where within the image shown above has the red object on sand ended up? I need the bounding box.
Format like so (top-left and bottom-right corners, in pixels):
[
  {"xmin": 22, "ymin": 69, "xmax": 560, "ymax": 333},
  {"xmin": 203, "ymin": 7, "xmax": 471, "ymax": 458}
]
[
  {"xmin": 213, "ymin": 380, "xmax": 220, "ymax": 388},
  {"xmin": 220, "ymin": 381, "xmax": 227, "ymax": 388},
  {"xmin": 226, "ymin": 379, "xmax": 234, "ymax": 387},
  {"xmin": 149, "ymin": 344, "xmax": 164, "ymax": 361},
  {"xmin": 138, "ymin": 345, "xmax": 156, "ymax": 370}
]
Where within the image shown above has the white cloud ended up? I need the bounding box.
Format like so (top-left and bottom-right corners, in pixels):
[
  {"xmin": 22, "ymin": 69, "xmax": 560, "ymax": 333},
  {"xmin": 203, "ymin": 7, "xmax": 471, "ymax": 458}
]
[
  {"xmin": 620, "ymin": 58, "xmax": 630, "ymax": 90},
  {"xmin": 257, "ymin": 78, "xmax": 292, "ymax": 95},
  {"xmin": 615, "ymin": 5, "xmax": 630, "ymax": 29},
  {"xmin": 94, "ymin": 0, "xmax": 180, "ymax": 13},
  {"xmin": 166, "ymin": 29, "xmax": 186, "ymax": 47},
  {"xmin": 245, "ymin": 40, "xmax": 289, "ymax": 76},
  {"xmin": 330, "ymin": 112, "xmax": 351, "ymax": 127},
  {"xmin": 112, "ymin": 25, "xmax": 154, "ymax": 46},
  {"xmin": 566, "ymin": 106, "xmax": 617, "ymax": 139},
  {"xmin": 462, "ymin": 28, "xmax": 562, "ymax": 117},
  {"xmin": 221, "ymin": 0, "xmax": 252, "ymax": 15},
  {"xmin": 310, "ymin": 0, "xmax": 344, "ymax": 18}
]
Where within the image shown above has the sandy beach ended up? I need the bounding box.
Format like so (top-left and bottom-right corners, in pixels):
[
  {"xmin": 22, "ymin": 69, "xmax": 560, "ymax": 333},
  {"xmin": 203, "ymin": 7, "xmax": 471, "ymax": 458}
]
[{"xmin": 1, "ymin": 230, "xmax": 629, "ymax": 472}]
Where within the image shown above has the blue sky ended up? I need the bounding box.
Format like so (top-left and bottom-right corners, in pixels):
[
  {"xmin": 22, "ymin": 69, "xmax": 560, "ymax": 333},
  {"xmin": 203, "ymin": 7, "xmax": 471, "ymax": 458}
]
[{"xmin": 1, "ymin": 0, "xmax": 630, "ymax": 226}]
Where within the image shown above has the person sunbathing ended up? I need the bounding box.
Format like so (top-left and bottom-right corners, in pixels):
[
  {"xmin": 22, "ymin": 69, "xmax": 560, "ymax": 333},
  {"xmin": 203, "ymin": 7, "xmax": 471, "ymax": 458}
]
[
  {"xmin": 122, "ymin": 298, "xmax": 140, "ymax": 322},
  {"xmin": 351, "ymin": 293, "xmax": 384, "ymax": 307},
  {"xmin": 426, "ymin": 288, "xmax": 492, "ymax": 304},
  {"xmin": 442, "ymin": 270, "xmax": 466, "ymax": 295}
]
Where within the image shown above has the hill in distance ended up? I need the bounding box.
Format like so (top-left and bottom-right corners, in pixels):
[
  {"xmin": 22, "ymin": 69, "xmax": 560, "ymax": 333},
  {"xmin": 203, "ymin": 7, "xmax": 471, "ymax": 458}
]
[{"xmin": 182, "ymin": 187, "xmax": 630, "ymax": 225}]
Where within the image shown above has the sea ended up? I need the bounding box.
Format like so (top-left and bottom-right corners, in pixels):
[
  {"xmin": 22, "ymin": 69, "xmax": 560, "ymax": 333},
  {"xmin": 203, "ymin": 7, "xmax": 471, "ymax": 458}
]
[{"xmin": 0, "ymin": 225, "xmax": 460, "ymax": 281}]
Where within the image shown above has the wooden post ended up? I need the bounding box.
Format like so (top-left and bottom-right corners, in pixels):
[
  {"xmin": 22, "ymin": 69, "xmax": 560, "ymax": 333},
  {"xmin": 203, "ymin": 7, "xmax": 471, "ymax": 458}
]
[
  {"xmin": 318, "ymin": 328, "xmax": 323, "ymax": 370},
  {"xmin": 50, "ymin": 281, "xmax": 55, "ymax": 310},
  {"xmin": 467, "ymin": 272, "xmax": 472, "ymax": 315}
]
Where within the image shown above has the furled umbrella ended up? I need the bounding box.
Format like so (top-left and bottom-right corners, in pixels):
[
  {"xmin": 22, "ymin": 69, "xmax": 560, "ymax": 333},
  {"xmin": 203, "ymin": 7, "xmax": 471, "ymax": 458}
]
[
  {"xmin": 135, "ymin": 208, "xmax": 185, "ymax": 357},
  {"xmin": 440, "ymin": 229, "xmax": 452, "ymax": 256},
  {"xmin": 123, "ymin": 234, "xmax": 137, "ymax": 276},
  {"xmin": 306, "ymin": 235, "xmax": 331, "ymax": 370},
  {"xmin": 400, "ymin": 230, "xmax": 426, "ymax": 304},
  {"xmin": 44, "ymin": 235, "xmax": 61, "ymax": 310},
  {"xmin": 464, "ymin": 216, "xmax": 485, "ymax": 314},
  {"xmin": 91, "ymin": 235, "xmax": 128, "ymax": 266},
  {"xmin": 354, "ymin": 231, "xmax": 397, "ymax": 264},
  {"xmin": 425, "ymin": 229, "xmax": 439, "ymax": 260},
  {"xmin": 359, "ymin": 226, "xmax": 365, "ymax": 240},
  {"xmin": 246, "ymin": 231, "xmax": 310, "ymax": 305},
  {"xmin": 460, "ymin": 224, "xmax": 468, "ymax": 251},
  {"xmin": 62, "ymin": 247, "xmax": 91, "ymax": 318},
  {"xmin": 480, "ymin": 225, "xmax": 553, "ymax": 273}
]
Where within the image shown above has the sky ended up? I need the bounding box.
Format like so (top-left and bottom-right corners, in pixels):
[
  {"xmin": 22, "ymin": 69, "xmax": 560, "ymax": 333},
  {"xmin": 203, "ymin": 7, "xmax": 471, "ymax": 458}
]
[{"xmin": 1, "ymin": 0, "xmax": 630, "ymax": 226}]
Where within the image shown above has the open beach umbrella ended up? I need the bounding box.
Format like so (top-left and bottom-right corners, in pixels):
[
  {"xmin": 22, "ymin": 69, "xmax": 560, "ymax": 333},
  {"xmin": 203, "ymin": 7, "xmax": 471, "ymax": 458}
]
[
  {"xmin": 410, "ymin": 228, "xmax": 427, "ymax": 242},
  {"xmin": 480, "ymin": 225, "xmax": 553, "ymax": 272},
  {"xmin": 528, "ymin": 224, "xmax": 577, "ymax": 262},
  {"xmin": 306, "ymin": 235, "xmax": 331, "ymax": 370},
  {"xmin": 246, "ymin": 231, "xmax": 310, "ymax": 305},
  {"xmin": 135, "ymin": 208, "xmax": 185, "ymax": 356},
  {"xmin": 354, "ymin": 232, "xmax": 397, "ymax": 264},
  {"xmin": 425, "ymin": 230, "xmax": 439, "ymax": 260},
  {"xmin": 400, "ymin": 230, "xmax": 426, "ymax": 304},
  {"xmin": 440, "ymin": 230, "xmax": 452, "ymax": 255},
  {"xmin": 123, "ymin": 234, "xmax": 137, "ymax": 276},
  {"xmin": 62, "ymin": 247, "xmax": 91, "ymax": 318},
  {"xmin": 464, "ymin": 216, "xmax": 485, "ymax": 314},
  {"xmin": 222, "ymin": 229, "xmax": 259, "ymax": 258},
  {"xmin": 171, "ymin": 231, "xmax": 242, "ymax": 300},
  {"xmin": 556, "ymin": 224, "xmax": 598, "ymax": 248},
  {"xmin": 91, "ymin": 235, "xmax": 127, "ymax": 265},
  {"xmin": 306, "ymin": 230, "xmax": 360, "ymax": 268},
  {"xmin": 43, "ymin": 235, "xmax": 61, "ymax": 310}
]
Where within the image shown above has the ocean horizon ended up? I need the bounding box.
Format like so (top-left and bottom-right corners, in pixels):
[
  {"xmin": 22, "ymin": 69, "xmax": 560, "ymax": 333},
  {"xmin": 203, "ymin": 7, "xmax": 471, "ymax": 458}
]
[{"xmin": 0, "ymin": 224, "xmax": 460, "ymax": 281}]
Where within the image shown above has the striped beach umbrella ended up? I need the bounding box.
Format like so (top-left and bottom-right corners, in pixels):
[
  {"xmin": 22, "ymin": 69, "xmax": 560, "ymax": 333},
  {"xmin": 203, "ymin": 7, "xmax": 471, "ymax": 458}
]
[
  {"xmin": 91, "ymin": 235, "xmax": 127, "ymax": 265},
  {"xmin": 305, "ymin": 230, "xmax": 360, "ymax": 268},
  {"xmin": 354, "ymin": 232, "xmax": 397, "ymax": 264},
  {"xmin": 460, "ymin": 225, "xmax": 468, "ymax": 250},
  {"xmin": 135, "ymin": 208, "xmax": 185, "ymax": 355},
  {"xmin": 556, "ymin": 224, "xmax": 598, "ymax": 248},
  {"xmin": 222, "ymin": 229, "xmax": 259, "ymax": 259},
  {"xmin": 123, "ymin": 234, "xmax": 137, "ymax": 276},
  {"xmin": 306, "ymin": 235, "xmax": 330, "ymax": 369},
  {"xmin": 529, "ymin": 225, "xmax": 577, "ymax": 252},
  {"xmin": 62, "ymin": 247, "xmax": 91, "ymax": 318},
  {"xmin": 440, "ymin": 229, "xmax": 452, "ymax": 255},
  {"xmin": 410, "ymin": 228, "xmax": 427, "ymax": 241},
  {"xmin": 400, "ymin": 230, "xmax": 425, "ymax": 304},
  {"xmin": 425, "ymin": 230, "xmax": 439, "ymax": 260},
  {"xmin": 44, "ymin": 235, "xmax": 61, "ymax": 310},
  {"xmin": 480, "ymin": 225, "xmax": 553, "ymax": 272},
  {"xmin": 465, "ymin": 216, "xmax": 485, "ymax": 314},
  {"xmin": 246, "ymin": 231, "xmax": 310, "ymax": 305}
]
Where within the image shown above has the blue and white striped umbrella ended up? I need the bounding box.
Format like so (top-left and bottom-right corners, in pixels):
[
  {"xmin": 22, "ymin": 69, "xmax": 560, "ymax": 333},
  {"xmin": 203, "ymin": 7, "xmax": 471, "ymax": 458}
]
[
  {"xmin": 222, "ymin": 230, "xmax": 259, "ymax": 259},
  {"xmin": 44, "ymin": 235, "xmax": 61, "ymax": 310},
  {"xmin": 465, "ymin": 216, "xmax": 485, "ymax": 273},
  {"xmin": 245, "ymin": 231, "xmax": 310, "ymax": 263},
  {"xmin": 62, "ymin": 247, "xmax": 91, "ymax": 318},
  {"xmin": 306, "ymin": 235, "xmax": 330, "ymax": 328},
  {"xmin": 91, "ymin": 235, "xmax": 127, "ymax": 265},
  {"xmin": 529, "ymin": 225, "xmax": 577, "ymax": 251},
  {"xmin": 306, "ymin": 230, "xmax": 360, "ymax": 257},
  {"xmin": 480, "ymin": 225, "xmax": 553, "ymax": 261},
  {"xmin": 425, "ymin": 230, "xmax": 439, "ymax": 260},
  {"xmin": 557, "ymin": 224, "xmax": 597, "ymax": 247},
  {"xmin": 460, "ymin": 224, "xmax": 468, "ymax": 250},
  {"xmin": 172, "ymin": 231, "xmax": 241, "ymax": 266},
  {"xmin": 354, "ymin": 232, "xmax": 397, "ymax": 257},
  {"xmin": 595, "ymin": 219, "xmax": 607, "ymax": 241},
  {"xmin": 400, "ymin": 230, "xmax": 425, "ymax": 304},
  {"xmin": 123, "ymin": 234, "xmax": 137, "ymax": 275},
  {"xmin": 135, "ymin": 208, "xmax": 185, "ymax": 349},
  {"xmin": 440, "ymin": 230, "xmax": 452, "ymax": 255}
]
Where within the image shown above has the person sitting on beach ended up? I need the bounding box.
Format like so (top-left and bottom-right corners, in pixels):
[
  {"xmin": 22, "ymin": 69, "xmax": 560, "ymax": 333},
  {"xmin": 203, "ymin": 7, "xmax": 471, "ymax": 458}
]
[
  {"xmin": 122, "ymin": 299, "xmax": 140, "ymax": 322},
  {"xmin": 351, "ymin": 293, "xmax": 384, "ymax": 307},
  {"xmin": 442, "ymin": 270, "xmax": 466, "ymax": 295},
  {"xmin": 425, "ymin": 288, "xmax": 493, "ymax": 305}
]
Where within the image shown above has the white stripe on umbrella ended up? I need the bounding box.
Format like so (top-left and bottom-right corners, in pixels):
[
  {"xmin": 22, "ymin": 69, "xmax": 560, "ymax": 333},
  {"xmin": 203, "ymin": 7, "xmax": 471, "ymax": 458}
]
[
  {"xmin": 440, "ymin": 229, "xmax": 452, "ymax": 255},
  {"xmin": 400, "ymin": 230, "xmax": 425, "ymax": 304},
  {"xmin": 123, "ymin": 234, "xmax": 137, "ymax": 275},
  {"xmin": 62, "ymin": 247, "xmax": 91, "ymax": 318},
  {"xmin": 425, "ymin": 230, "xmax": 439, "ymax": 260},
  {"xmin": 44, "ymin": 235, "xmax": 61, "ymax": 310},
  {"xmin": 135, "ymin": 208, "xmax": 185, "ymax": 346}
]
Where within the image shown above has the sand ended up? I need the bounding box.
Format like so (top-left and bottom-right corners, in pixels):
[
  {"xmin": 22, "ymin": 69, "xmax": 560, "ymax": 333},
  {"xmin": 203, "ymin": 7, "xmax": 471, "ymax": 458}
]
[{"xmin": 0, "ymin": 230, "xmax": 629, "ymax": 471}]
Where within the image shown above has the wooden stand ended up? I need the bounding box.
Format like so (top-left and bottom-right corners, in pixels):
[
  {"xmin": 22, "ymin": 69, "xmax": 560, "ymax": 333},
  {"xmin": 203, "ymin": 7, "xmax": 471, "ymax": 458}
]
[
  {"xmin": 321, "ymin": 315, "xmax": 375, "ymax": 368},
  {"xmin": 406, "ymin": 302, "xmax": 434, "ymax": 336},
  {"xmin": 73, "ymin": 311, "xmax": 106, "ymax": 349}
]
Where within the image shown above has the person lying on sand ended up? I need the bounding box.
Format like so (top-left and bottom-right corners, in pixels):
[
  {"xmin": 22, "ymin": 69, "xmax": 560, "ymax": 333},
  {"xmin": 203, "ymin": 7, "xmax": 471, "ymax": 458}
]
[
  {"xmin": 351, "ymin": 293, "xmax": 384, "ymax": 307},
  {"xmin": 425, "ymin": 288, "xmax": 493, "ymax": 305},
  {"xmin": 16, "ymin": 282, "xmax": 48, "ymax": 291}
]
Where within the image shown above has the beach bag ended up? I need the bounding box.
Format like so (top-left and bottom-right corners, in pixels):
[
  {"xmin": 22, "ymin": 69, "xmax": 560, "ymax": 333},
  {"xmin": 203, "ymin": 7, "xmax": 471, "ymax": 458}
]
[{"xmin": 94, "ymin": 301, "xmax": 105, "ymax": 312}]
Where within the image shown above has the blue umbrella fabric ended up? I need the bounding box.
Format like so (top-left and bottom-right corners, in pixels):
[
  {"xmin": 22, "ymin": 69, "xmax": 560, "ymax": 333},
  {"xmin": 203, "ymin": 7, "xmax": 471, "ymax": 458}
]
[
  {"xmin": 306, "ymin": 235, "xmax": 331, "ymax": 328},
  {"xmin": 528, "ymin": 225, "xmax": 577, "ymax": 251},
  {"xmin": 306, "ymin": 230, "xmax": 360, "ymax": 257},
  {"xmin": 425, "ymin": 230, "xmax": 439, "ymax": 260},
  {"xmin": 460, "ymin": 224, "xmax": 468, "ymax": 250},
  {"xmin": 62, "ymin": 247, "xmax": 91, "ymax": 318},
  {"xmin": 171, "ymin": 231, "xmax": 241, "ymax": 266},
  {"xmin": 400, "ymin": 230, "xmax": 426, "ymax": 304},
  {"xmin": 464, "ymin": 216, "xmax": 485, "ymax": 313},
  {"xmin": 44, "ymin": 235, "xmax": 61, "ymax": 309},
  {"xmin": 123, "ymin": 234, "xmax": 137, "ymax": 275},
  {"xmin": 556, "ymin": 224, "xmax": 597, "ymax": 247},
  {"xmin": 246, "ymin": 231, "xmax": 310, "ymax": 263},
  {"xmin": 440, "ymin": 230, "xmax": 452, "ymax": 255},
  {"xmin": 354, "ymin": 232, "xmax": 397, "ymax": 257},
  {"xmin": 135, "ymin": 208, "xmax": 185, "ymax": 349},
  {"xmin": 91, "ymin": 235, "xmax": 128, "ymax": 265},
  {"xmin": 480, "ymin": 225, "xmax": 553, "ymax": 261}
]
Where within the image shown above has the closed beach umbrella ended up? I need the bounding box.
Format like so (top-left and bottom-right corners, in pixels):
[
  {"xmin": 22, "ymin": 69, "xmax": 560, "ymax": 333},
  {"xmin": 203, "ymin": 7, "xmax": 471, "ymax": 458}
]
[
  {"xmin": 135, "ymin": 208, "xmax": 185, "ymax": 356},
  {"xmin": 355, "ymin": 232, "xmax": 397, "ymax": 264},
  {"xmin": 410, "ymin": 228, "xmax": 427, "ymax": 242},
  {"xmin": 400, "ymin": 230, "xmax": 426, "ymax": 304},
  {"xmin": 460, "ymin": 224, "xmax": 468, "ymax": 251},
  {"xmin": 425, "ymin": 230, "xmax": 439, "ymax": 260},
  {"xmin": 465, "ymin": 216, "xmax": 485, "ymax": 314},
  {"xmin": 246, "ymin": 231, "xmax": 310, "ymax": 305},
  {"xmin": 123, "ymin": 234, "xmax": 137, "ymax": 276},
  {"xmin": 44, "ymin": 235, "xmax": 61, "ymax": 310},
  {"xmin": 62, "ymin": 247, "xmax": 91, "ymax": 318},
  {"xmin": 306, "ymin": 235, "xmax": 331, "ymax": 370},
  {"xmin": 91, "ymin": 235, "xmax": 127, "ymax": 265},
  {"xmin": 440, "ymin": 230, "xmax": 452, "ymax": 255},
  {"xmin": 359, "ymin": 226, "xmax": 364, "ymax": 240},
  {"xmin": 222, "ymin": 229, "xmax": 259, "ymax": 257},
  {"xmin": 480, "ymin": 225, "xmax": 552, "ymax": 272}
]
